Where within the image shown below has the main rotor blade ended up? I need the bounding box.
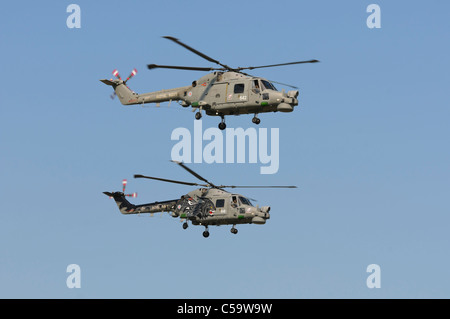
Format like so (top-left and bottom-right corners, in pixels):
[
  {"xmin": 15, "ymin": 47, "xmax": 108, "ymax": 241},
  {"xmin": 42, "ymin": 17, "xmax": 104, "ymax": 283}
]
[
  {"xmin": 163, "ymin": 36, "xmax": 235, "ymax": 71},
  {"xmin": 171, "ymin": 160, "xmax": 217, "ymax": 188},
  {"xmin": 237, "ymin": 59, "xmax": 319, "ymax": 71},
  {"xmin": 267, "ymin": 79, "xmax": 298, "ymax": 89},
  {"xmin": 147, "ymin": 64, "xmax": 221, "ymax": 72},
  {"xmin": 134, "ymin": 174, "xmax": 208, "ymax": 187},
  {"xmin": 219, "ymin": 185, "xmax": 298, "ymax": 189}
]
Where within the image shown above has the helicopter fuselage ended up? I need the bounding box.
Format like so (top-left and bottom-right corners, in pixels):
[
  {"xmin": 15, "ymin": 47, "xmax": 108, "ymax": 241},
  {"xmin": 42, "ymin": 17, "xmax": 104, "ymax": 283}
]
[
  {"xmin": 102, "ymin": 71, "xmax": 299, "ymax": 129},
  {"xmin": 105, "ymin": 187, "xmax": 270, "ymax": 237},
  {"xmin": 182, "ymin": 72, "xmax": 299, "ymax": 116},
  {"xmin": 101, "ymin": 35, "xmax": 317, "ymax": 129},
  {"xmin": 104, "ymin": 161, "xmax": 295, "ymax": 237},
  {"xmin": 180, "ymin": 188, "xmax": 270, "ymax": 227}
]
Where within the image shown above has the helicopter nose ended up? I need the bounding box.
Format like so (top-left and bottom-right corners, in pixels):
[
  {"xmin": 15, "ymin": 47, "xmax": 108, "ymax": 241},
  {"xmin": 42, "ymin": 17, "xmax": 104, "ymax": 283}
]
[
  {"xmin": 260, "ymin": 206, "xmax": 270, "ymax": 213},
  {"xmin": 277, "ymin": 103, "xmax": 294, "ymax": 112},
  {"xmin": 262, "ymin": 210, "xmax": 270, "ymax": 220},
  {"xmin": 277, "ymin": 90, "xmax": 298, "ymax": 112},
  {"xmin": 262, "ymin": 206, "xmax": 270, "ymax": 220},
  {"xmin": 287, "ymin": 90, "xmax": 299, "ymax": 99},
  {"xmin": 252, "ymin": 206, "xmax": 270, "ymax": 223}
]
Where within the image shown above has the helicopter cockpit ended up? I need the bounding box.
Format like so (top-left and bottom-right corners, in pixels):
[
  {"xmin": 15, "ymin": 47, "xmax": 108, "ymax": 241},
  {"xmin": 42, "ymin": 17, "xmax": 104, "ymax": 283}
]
[
  {"xmin": 231, "ymin": 195, "xmax": 254, "ymax": 208},
  {"xmin": 260, "ymin": 79, "xmax": 277, "ymax": 91},
  {"xmin": 252, "ymin": 79, "xmax": 277, "ymax": 94}
]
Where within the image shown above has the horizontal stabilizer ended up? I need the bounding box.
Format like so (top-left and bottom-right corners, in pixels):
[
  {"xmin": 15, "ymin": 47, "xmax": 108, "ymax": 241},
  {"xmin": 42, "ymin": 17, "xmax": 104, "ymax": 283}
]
[{"xmin": 100, "ymin": 79, "xmax": 116, "ymax": 86}]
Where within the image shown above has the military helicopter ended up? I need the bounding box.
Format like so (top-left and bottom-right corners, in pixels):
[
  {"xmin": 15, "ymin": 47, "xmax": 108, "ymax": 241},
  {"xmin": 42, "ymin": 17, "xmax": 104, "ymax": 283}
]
[
  {"xmin": 100, "ymin": 36, "xmax": 318, "ymax": 130},
  {"xmin": 104, "ymin": 161, "xmax": 296, "ymax": 238}
]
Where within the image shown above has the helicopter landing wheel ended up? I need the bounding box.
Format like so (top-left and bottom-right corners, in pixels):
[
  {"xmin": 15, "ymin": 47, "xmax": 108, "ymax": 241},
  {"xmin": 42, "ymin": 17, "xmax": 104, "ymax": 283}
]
[
  {"xmin": 203, "ymin": 225, "xmax": 210, "ymax": 238},
  {"xmin": 182, "ymin": 222, "xmax": 188, "ymax": 230},
  {"xmin": 218, "ymin": 115, "xmax": 226, "ymax": 130},
  {"xmin": 231, "ymin": 227, "xmax": 238, "ymax": 234},
  {"xmin": 195, "ymin": 112, "xmax": 202, "ymax": 120},
  {"xmin": 252, "ymin": 116, "xmax": 261, "ymax": 125}
]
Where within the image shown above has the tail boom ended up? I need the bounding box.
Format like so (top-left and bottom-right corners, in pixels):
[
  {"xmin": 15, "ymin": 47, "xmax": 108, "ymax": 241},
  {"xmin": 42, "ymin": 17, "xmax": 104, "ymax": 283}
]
[
  {"xmin": 100, "ymin": 78, "xmax": 190, "ymax": 106},
  {"xmin": 103, "ymin": 191, "xmax": 178, "ymax": 215}
]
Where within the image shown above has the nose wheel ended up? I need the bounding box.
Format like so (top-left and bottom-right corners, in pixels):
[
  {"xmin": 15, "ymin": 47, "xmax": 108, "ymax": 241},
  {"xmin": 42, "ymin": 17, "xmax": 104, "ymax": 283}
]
[
  {"xmin": 252, "ymin": 115, "xmax": 261, "ymax": 125},
  {"xmin": 231, "ymin": 225, "xmax": 238, "ymax": 234},
  {"xmin": 195, "ymin": 111, "xmax": 202, "ymax": 120},
  {"xmin": 218, "ymin": 115, "xmax": 226, "ymax": 130},
  {"xmin": 202, "ymin": 225, "xmax": 210, "ymax": 238}
]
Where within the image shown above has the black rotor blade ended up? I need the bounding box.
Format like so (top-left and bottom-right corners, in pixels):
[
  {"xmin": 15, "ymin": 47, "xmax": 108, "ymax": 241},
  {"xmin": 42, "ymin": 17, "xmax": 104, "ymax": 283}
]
[
  {"xmin": 171, "ymin": 160, "xmax": 217, "ymax": 188},
  {"xmin": 163, "ymin": 36, "xmax": 235, "ymax": 71},
  {"xmin": 237, "ymin": 59, "xmax": 319, "ymax": 71},
  {"xmin": 147, "ymin": 64, "xmax": 222, "ymax": 72},
  {"xmin": 267, "ymin": 79, "xmax": 298, "ymax": 89},
  {"xmin": 219, "ymin": 185, "xmax": 298, "ymax": 189},
  {"xmin": 134, "ymin": 174, "xmax": 208, "ymax": 187}
]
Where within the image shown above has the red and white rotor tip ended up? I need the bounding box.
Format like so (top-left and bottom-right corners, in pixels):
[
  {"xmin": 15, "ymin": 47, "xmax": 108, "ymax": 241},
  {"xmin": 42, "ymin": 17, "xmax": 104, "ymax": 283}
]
[
  {"xmin": 111, "ymin": 68, "xmax": 137, "ymax": 84},
  {"xmin": 112, "ymin": 69, "xmax": 121, "ymax": 80},
  {"xmin": 121, "ymin": 179, "xmax": 137, "ymax": 198},
  {"xmin": 125, "ymin": 68, "xmax": 138, "ymax": 82},
  {"xmin": 125, "ymin": 192, "xmax": 138, "ymax": 198}
]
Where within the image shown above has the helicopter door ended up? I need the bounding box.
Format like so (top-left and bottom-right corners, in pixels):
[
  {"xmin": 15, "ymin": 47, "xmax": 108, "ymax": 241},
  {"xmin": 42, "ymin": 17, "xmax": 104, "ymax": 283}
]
[
  {"xmin": 207, "ymin": 82, "xmax": 227, "ymax": 106},
  {"xmin": 230, "ymin": 195, "xmax": 242, "ymax": 216},
  {"xmin": 251, "ymin": 80, "xmax": 261, "ymax": 95},
  {"xmin": 227, "ymin": 83, "xmax": 248, "ymax": 104},
  {"xmin": 251, "ymin": 79, "xmax": 262, "ymax": 105},
  {"xmin": 230, "ymin": 195, "xmax": 239, "ymax": 210}
]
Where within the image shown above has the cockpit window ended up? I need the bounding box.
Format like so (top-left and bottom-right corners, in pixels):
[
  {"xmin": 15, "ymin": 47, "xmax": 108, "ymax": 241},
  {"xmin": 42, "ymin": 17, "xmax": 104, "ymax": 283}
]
[
  {"xmin": 261, "ymin": 80, "xmax": 277, "ymax": 91},
  {"xmin": 239, "ymin": 196, "xmax": 253, "ymax": 206}
]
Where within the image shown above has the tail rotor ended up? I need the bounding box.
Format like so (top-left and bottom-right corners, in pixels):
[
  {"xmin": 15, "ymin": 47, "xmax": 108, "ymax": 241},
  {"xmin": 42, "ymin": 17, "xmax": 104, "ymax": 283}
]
[
  {"xmin": 109, "ymin": 68, "xmax": 137, "ymax": 99},
  {"xmin": 106, "ymin": 179, "xmax": 137, "ymax": 199},
  {"xmin": 122, "ymin": 179, "xmax": 137, "ymax": 198}
]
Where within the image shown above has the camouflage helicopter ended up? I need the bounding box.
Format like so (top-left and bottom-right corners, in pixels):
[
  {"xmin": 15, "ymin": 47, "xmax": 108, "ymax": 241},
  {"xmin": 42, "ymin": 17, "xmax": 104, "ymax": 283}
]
[
  {"xmin": 104, "ymin": 161, "xmax": 296, "ymax": 238},
  {"xmin": 100, "ymin": 36, "xmax": 318, "ymax": 130}
]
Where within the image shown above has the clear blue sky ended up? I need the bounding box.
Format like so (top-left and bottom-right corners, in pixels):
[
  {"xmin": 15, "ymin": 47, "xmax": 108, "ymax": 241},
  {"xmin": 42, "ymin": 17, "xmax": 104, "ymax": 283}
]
[{"xmin": 1, "ymin": 0, "xmax": 449, "ymax": 298}]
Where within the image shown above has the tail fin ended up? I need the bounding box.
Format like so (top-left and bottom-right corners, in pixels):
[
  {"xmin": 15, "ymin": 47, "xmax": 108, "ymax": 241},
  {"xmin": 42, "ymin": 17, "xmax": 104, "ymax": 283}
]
[
  {"xmin": 103, "ymin": 191, "xmax": 137, "ymax": 214},
  {"xmin": 100, "ymin": 79, "xmax": 139, "ymax": 105}
]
